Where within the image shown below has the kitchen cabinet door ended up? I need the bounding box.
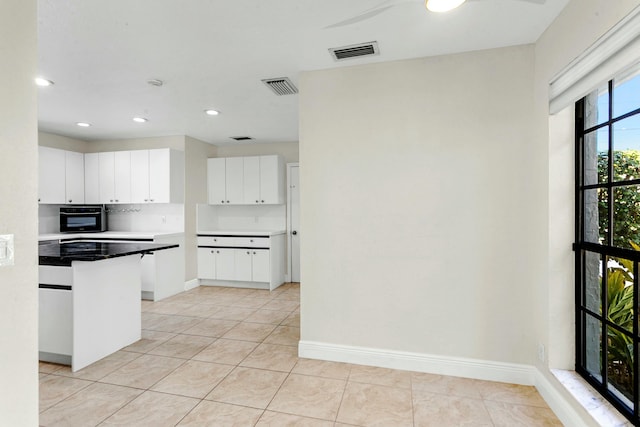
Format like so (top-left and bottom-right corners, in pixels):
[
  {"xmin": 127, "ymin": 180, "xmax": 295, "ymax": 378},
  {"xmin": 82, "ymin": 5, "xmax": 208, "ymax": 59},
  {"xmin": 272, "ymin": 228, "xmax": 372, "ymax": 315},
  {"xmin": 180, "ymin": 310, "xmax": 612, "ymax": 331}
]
[
  {"xmin": 98, "ymin": 152, "xmax": 115, "ymax": 203},
  {"xmin": 197, "ymin": 247, "xmax": 216, "ymax": 280},
  {"xmin": 208, "ymin": 158, "xmax": 226, "ymax": 205},
  {"xmin": 84, "ymin": 153, "xmax": 100, "ymax": 204},
  {"xmin": 251, "ymin": 249, "xmax": 270, "ymax": 282},
  {"xmin": 149, "ymin": 149, "xmax": 169, "ymax": 203},
  {"xmin": 235, "ymin": 249, "xmax": 253, "ymax": 281},
  {"xmin": 39, "ymin": 146, "xmax": 66, "ymax": 204},
  {"xmin": 259, "ymin": 155, "xmax": 284, "ymax": 204},
  {"xmin": 114, "ymin": 151, "xmax": 131, "ymax": 203},
  {"xmin": 130, "ymin": 150, "xmax": 150, "ymax": 203},
  {"xmin": 215, "ymin": 248, "xmax": 235, "ymax": 280},
  {"xmin": 225, "ymin": 157, "xmax": 244, "ymax": 204},
  {"xmin": 65, "ymin": 151, "xmax": 85, "ymax": 204},
  {"xmin": 243, "ymin": 156, "xmax": 260, "ymax": 204}
]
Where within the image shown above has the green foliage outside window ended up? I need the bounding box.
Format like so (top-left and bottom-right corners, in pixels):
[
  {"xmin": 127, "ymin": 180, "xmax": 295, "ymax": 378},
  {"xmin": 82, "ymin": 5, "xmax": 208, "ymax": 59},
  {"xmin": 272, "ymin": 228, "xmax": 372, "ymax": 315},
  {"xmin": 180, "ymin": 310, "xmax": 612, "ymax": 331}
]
[{"xmin": 598, "ymin": 150, "xmax": 640, "ymax": 248}]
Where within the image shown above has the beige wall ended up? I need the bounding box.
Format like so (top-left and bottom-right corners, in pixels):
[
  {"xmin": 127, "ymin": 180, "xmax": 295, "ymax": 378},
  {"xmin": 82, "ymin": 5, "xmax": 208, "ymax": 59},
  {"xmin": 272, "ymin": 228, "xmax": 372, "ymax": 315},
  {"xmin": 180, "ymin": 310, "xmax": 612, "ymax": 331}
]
[
  {"xmin": 300, "ymin": 45, "xmax": 537, "ymax": 363},
  {"xmin": 39, "ymin": 131, "xmax": 88, "ymax": 152},
  {"xmin": 0, "ymin": 0, "xmax": 38, "ymax": 424},
  {"xmin": 85, "ymin": 135, "xmax": 185, "ymax": 152},
  {"xmin": 184, "ymin": 137, "xmax": 217, "ymax": 281},
  {"xmin": 216, "ymin": 141, "xmax": 299, "ymax": 163}
]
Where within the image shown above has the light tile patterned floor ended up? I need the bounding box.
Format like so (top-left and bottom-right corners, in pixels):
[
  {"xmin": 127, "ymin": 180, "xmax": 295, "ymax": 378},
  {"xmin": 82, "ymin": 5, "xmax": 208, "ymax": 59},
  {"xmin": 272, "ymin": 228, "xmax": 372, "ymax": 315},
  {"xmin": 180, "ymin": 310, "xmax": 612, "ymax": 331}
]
[{"xmin": 39, "ymin": 283, "xmax": 563, "ymax": 426}]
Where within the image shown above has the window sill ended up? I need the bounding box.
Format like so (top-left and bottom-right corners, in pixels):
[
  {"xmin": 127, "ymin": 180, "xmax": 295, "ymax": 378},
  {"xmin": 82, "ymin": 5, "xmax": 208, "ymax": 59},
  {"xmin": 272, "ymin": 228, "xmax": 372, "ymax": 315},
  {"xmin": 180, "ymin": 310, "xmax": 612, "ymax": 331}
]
[{"xmin": 551, "ymin": 369, "xmax": 633, "ymax": 426}]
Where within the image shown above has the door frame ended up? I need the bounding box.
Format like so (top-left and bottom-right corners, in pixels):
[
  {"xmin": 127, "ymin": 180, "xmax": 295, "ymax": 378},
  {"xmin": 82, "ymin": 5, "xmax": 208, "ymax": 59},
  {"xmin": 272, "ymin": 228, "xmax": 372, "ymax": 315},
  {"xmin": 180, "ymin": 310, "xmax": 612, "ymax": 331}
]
[{"xmin": 286, "ymin": 162, "xmax": 299, "ymax": 283}]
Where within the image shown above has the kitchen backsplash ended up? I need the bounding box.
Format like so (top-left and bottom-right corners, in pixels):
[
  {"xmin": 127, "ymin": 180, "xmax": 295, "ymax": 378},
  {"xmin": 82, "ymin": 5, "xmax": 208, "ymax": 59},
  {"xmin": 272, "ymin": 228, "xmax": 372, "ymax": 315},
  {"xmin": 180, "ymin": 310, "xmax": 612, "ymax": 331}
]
[
  {"xmin": 197, "ymin": 204, "xmax": 286, "ymax": 231},
  {"xmin": 38, "ymin": 203, "xmax": 184, "ymax": 234}
]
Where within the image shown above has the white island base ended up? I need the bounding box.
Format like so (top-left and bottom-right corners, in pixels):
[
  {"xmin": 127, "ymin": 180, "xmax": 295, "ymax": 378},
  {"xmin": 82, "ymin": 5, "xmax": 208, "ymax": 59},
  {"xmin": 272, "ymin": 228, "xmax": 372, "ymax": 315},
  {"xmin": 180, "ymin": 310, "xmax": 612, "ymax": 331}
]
[{"xmin": 39, "ymin": 255, "xmax": 142, "ymax": 372}]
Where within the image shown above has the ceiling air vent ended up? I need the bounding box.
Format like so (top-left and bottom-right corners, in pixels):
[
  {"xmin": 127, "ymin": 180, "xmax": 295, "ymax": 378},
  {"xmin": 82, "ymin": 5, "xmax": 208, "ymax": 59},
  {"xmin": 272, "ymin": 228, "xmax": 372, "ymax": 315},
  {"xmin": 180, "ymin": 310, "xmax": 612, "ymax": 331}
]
[
  {"xmin": 330, "ymin": 41, "xmax": 379, "ymax": 61},
  {"xmin": 230, "ymin": 136, "xmax": 253, "ymax": 141},
  {"xmin": 261, "ymin": 77, "xmax": 298, "ymax": 96}
]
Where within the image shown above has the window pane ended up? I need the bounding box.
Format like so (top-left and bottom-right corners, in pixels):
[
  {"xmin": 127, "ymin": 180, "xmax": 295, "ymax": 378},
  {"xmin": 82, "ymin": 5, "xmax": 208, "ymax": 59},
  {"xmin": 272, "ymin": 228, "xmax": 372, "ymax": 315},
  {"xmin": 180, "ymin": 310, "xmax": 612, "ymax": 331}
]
[
  {"xmin": 613, "ymin": 114, "xmax": 640, "ymax": 159},
  {"xmin": 605, "ymin": 256, "xmax": 634, "ymax": 334},
  {"xmin": 584, "ymin": 252, "xmax": 602, "ymax": 313},
  {"xmin": 583, "ymin": 188, "xmax": 608, "ymax": 244},
  {"xmin": 584, "ymin": 128, "xmax": 609, "ymax": 185},
  {"xmin": 613, "ymin": 186, "xmax": 640, "ymax": 248},
  {"xmin": 614, "ymin": 70, "xmax": 640, "ymax": 117},
  {"xmin": 585, "ymin": 314, "xmax": 602, "ymax": 381},
  {"xmin": 585, "ymin": 84, "xmax": 609, "ymax": 128},
  {"xmin": 607, "ymin": 326, "xmax": 634, "ymax": 407}
]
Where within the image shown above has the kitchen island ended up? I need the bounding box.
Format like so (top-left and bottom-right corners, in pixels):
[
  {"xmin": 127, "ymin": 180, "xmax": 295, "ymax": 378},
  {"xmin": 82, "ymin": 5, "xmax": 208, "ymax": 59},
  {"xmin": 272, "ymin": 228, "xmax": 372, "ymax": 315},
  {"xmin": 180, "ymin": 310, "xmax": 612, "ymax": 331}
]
[{"xmin": 38, "ymin": 241, "xmax": 178, "ymax": 371}]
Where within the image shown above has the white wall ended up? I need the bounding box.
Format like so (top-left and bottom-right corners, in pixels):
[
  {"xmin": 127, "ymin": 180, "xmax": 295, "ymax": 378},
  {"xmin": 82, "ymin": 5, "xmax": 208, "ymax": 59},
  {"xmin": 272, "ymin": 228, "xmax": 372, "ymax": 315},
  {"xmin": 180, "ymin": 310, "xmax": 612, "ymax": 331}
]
[
  {"xmin": 300, "ymin": 45, "xmax": 537, "ymax": 363},
  {"xmin": 0, "ymin": 0, "xmax": 38, "ymax": 424}
]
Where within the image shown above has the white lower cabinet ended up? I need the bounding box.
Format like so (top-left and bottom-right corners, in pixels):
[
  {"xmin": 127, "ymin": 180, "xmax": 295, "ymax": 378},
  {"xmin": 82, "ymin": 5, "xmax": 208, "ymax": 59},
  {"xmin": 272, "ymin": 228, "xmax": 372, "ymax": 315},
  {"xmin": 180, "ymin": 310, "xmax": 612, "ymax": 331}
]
[{"xmin": 197, "ymin": 233, "xmax": 284, "ymax": 290}]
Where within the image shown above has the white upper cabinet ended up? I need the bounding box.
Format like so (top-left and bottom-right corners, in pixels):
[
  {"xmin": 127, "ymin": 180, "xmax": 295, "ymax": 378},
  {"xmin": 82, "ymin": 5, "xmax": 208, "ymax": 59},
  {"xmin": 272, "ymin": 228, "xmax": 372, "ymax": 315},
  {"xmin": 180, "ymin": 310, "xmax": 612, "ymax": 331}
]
[
  {"xmin": 149, "ymin": 149, "xmax": 184, "ymax": 203},
  {"xmin": 84, "ymin": 148, "xmax": 184, "ymax": 205},
  {"xmin": 207, "ymin": 158, "xmax": 226, "ymax": 205},
  {"xmin": 84, "ymin": 153, "xmax": 100, "ymax": 204},
  {"xmin": 64, "ymin": 151, "xmax": 85, "ymax": 204},
  {"xmin": 225, "ymin": 157, "xmax": 244, "ymax": 204},
  {"xmin": 208, "ymin": 155, "xmax": 284, "ymax": 205},
  {"xmin": 131, "ymin": 148, "xmax": 184, "ymax": 204},
  {"xmin": 259, "ymin": 155, "xmax": 284, "ymax": 204},
  {"xmin": 130, "ymin": 150, "xmax": 150, "ymax": 203},
  {"xmin": 39, "ymin": 146, "xmax": 85, "ymax": 204},
  {"xmin": 242, "ymin": 156, "xmax": 260, "ymax": 204},
  {"xmin": 114, "ymin": 151, "xmax": 132, "ymax": 203},
  {"xmin": 97, "ymin": 152, "xmax": 131, "ymax": 204},
  {"xmin": 39, "ymin": 146, "xmax": 66, "ymax": 204}
]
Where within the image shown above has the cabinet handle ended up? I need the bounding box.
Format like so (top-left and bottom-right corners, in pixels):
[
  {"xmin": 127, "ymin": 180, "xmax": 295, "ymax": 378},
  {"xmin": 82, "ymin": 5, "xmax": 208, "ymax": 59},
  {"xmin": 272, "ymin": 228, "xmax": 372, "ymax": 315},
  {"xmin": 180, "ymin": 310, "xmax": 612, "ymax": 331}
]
[
  {"xmin": 253, "ymin": 251, "xmax": 256, "ymax": 254},
  {"xmin": 221, "ymin": 200, "xmax": 225, "ymax": 203},
  {"xmin": 210, "ymin": 250, "xmax": 214, "ymax": 254},
  {"xmin": 213, "ymin": 238, "xmax": 217, "ymax": 242},
  {"xmin": 246, "ymin": 251, "xmax": 250, "ymax": 255},
  {"xmin": 150, "ymin": 199, "xmax": 154, "ymax": 202},
  {"xmin": 226, "ymin": 200, "xmax": 230, "ymax": 203},
  {"xmin": 68, "ymin": 199, "xmax": 72, "ymax": 203},
  {"xmin": 216, "ymin": 250, "xmax": 219, "ymax": 254},
  {"xmin": 38, "ymin": 198, "xmax": 41, "ymax": 202},
  {"xmin": 256, "ymin": 200, "xmax": 259, "ymax": 203},
  {"xmin": 144, "ymin": 199, "xmax": 149, "ymax": 202},
  {"xmin": 250, "ymin": 239, "xmax": 253, "ymax": 242},
  {"xmin": 261, "ymin": 200, "xmax": 264, "ymax": 203},
  {"xmin": 110, "ymin": 199, "xmax": 114, "ymax": 202},
  {"xmin": 115, "ymin": 199, "xmax": 119, "ymax": 202}
]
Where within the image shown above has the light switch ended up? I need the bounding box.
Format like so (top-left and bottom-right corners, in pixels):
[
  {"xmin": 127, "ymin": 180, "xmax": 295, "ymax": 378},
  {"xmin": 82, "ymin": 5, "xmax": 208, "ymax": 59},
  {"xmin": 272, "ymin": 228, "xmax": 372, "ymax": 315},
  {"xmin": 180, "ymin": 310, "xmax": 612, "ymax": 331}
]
[{"xmin": 0, "ymin": 234, "xmax": 14, "ymax": 267}]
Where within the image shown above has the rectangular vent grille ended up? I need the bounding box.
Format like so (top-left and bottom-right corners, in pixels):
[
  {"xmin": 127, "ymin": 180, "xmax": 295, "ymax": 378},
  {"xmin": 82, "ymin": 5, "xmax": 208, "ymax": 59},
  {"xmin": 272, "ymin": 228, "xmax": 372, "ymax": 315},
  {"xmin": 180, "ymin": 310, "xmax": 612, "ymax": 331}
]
[
  {"xmin": 262, "ymin": 77, "xmax": 298, "ymax": 96},
  {"xmin": 230, "ymin": 136, "xmax": 253, "ymax": 141},
  {"xmin": 330, "ymin": 41, "xmax": 379, "ymax": 61}
]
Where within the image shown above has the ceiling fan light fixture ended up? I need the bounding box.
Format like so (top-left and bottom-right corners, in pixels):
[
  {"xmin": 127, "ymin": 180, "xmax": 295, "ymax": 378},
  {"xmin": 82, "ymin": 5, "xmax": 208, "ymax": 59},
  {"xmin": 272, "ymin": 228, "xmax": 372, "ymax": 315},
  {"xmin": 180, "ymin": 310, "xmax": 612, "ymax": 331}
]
[{"xmin": 426, "ymin": 0, "xmax": 466, "ymax": 12}]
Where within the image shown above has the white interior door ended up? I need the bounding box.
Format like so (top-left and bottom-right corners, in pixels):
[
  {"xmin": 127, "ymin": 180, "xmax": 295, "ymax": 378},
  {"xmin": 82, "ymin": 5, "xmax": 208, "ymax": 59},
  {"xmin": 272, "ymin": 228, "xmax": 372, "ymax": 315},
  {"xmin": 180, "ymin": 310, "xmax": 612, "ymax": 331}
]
[{"xmin": 288, "ymin": 164, "xmax": 300, "ymax": 283}]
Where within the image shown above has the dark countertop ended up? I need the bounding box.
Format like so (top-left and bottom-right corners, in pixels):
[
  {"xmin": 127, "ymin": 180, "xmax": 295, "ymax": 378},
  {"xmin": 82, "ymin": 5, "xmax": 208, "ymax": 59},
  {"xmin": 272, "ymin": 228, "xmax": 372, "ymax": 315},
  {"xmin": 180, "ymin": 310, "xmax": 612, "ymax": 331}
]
[{"xmin": 39, "ymin": 241, "xmax": 179, "ymax": 267}]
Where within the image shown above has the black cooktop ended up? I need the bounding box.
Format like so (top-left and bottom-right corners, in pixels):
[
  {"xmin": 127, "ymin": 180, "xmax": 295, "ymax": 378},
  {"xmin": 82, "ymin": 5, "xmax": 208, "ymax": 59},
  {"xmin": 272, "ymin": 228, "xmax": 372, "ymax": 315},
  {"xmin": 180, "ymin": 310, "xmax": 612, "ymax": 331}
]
[{"xmin": 39, "ymin": 241, "xmax": 178, "ymax": 266}]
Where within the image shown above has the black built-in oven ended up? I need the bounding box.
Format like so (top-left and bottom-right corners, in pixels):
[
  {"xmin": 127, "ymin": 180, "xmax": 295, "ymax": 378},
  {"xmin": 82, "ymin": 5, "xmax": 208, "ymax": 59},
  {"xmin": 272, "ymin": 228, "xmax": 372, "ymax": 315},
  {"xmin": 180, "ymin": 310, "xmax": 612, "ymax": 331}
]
[{"xmin": 59, "ymin": 206, "xmax": 107, "ymax": 233}]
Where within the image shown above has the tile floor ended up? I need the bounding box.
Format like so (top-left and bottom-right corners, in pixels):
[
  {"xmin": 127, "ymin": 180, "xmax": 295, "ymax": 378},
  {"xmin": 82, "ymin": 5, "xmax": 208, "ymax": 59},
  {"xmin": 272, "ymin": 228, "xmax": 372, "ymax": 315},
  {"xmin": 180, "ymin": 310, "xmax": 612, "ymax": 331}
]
[{"xmin": 39, "ymin": 283, "xmax": 563, "ymax": 426}]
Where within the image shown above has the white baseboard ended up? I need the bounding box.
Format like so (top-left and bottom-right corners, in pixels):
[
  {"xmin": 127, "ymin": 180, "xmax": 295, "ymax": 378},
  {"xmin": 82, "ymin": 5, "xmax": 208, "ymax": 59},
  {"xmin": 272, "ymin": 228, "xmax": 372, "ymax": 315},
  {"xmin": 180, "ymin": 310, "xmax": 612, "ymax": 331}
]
[
  {"xmin": 534, "ymin": 370, "xmax": 600, "ymax": 427},
  {"xmin": 298, "ymin": 340, "xmax": 535, "ymax": 385},
  {"xmin": 184, "ymin": 279, "xmax": 199, "ymax": 291},
  {"xmin": 298, "ymin": 340, "xmax": 596, "ymax": 427}
]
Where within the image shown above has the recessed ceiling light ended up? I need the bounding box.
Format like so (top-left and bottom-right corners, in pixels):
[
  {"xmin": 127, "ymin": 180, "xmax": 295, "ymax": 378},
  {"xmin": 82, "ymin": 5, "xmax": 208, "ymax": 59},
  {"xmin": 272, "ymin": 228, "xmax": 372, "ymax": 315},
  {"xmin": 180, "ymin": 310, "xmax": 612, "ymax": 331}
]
[
  {"xmin": 76, "ymin": 122, "xmax": 91, "ymax": 127},
  {"xmin": 35, "ymin": 77, "xmax": 54, "ymax": 87},
  {"xmin": 205, "ymin": 109, "xmax": 220, "ymax": 116},
  {"xmin": 426, "ymin": 0, "xmax": 466, "ymax": 12},
  {"xmin": 132, "ymin": 117, "xmax": 148, "ymax": 123}
]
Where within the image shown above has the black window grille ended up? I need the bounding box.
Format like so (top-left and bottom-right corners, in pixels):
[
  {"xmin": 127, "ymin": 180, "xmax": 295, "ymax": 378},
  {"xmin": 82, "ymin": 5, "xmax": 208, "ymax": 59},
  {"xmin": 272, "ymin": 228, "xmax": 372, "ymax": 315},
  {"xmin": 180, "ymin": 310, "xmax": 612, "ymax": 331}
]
[{"xmin": 575, "ymin": 67, "xmax": 640, "ymax": 424}]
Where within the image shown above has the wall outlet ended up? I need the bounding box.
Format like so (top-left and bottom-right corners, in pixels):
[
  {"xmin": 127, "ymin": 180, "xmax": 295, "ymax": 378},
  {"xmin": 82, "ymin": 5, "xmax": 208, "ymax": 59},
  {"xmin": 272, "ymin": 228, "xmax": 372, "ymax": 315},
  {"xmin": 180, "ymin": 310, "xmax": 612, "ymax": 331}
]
[
  {"xmin": 538, "ymin": 343, "xmax": 545, "ymax": 363},
  {"xmin": 0, "ymin": 234, "xmax": 14, "ymax": 267}
]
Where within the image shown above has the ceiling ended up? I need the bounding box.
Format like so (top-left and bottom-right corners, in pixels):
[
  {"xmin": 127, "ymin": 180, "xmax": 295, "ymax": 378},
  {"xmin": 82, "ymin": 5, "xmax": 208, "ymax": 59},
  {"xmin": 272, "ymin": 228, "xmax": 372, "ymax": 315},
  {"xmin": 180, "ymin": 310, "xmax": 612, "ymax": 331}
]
[{"xmin": 37, "ymin": 0, "xmax": 569, "ymax": 145}]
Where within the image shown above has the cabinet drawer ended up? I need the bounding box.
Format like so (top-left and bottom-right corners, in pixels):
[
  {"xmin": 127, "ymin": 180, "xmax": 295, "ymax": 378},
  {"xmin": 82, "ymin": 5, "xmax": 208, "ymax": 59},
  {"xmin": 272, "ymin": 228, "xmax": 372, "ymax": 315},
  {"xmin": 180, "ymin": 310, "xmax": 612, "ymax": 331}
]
[{"xmin": 197, "ymin": 236, "xmax": 270, "ymax": 248}]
